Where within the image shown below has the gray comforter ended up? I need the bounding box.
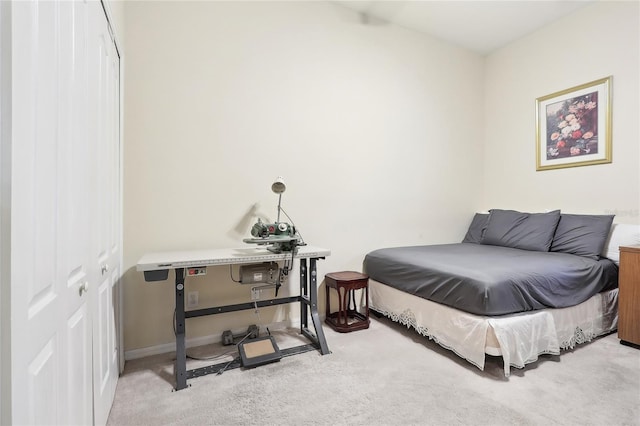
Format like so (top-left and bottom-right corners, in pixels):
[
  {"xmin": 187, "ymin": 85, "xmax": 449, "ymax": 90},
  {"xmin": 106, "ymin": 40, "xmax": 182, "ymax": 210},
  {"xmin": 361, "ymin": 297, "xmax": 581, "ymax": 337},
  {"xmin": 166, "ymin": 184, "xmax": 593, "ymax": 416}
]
[{"xmin": 364, "ymin": 243, "xmax": 618, "ymax": 316}]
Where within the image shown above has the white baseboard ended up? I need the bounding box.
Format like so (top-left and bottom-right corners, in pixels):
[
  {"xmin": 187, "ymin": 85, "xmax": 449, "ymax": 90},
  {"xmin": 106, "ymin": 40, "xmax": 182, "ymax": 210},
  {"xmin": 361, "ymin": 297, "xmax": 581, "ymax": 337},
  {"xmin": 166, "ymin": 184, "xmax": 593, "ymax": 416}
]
[{"xmin": 124, "ymin": 320, "xmax": 301, "ymax": 361}]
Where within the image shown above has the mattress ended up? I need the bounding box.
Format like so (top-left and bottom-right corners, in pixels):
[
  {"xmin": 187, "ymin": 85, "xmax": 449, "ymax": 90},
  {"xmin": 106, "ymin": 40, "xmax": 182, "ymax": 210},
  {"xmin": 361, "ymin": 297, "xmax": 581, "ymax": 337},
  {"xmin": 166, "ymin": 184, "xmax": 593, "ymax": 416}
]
[
  {"xmin": 364, "ymin": 243, "xmax": 618, "ymax": 315},
  {"xmin": 369, "ymin": 279, "xmax": 618, "ymax": 376}
]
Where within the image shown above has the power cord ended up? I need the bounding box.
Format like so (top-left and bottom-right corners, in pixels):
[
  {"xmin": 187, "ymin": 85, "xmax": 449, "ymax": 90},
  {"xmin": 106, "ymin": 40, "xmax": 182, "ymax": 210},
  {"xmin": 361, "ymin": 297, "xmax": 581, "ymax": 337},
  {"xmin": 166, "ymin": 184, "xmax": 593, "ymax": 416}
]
[
  {"xmin": 216, "ymin": 330, "xmax": 253, "ymax": 376},
  {"xmin": 279, "ymin": 206, "xmax": 306, "ymax": 246},
  {"xmin": 229, "ymin": 265, "xmax": 241, "ymax": 283},
  {"xmin": 173, "ymin": 309, "xmax": 245, "ymax": 364}
]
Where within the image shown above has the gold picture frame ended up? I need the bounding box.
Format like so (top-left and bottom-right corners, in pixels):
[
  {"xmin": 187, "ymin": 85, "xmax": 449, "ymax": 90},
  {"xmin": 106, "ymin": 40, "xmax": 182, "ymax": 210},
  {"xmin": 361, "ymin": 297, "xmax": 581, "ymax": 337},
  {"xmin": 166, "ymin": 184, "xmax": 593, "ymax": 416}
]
[{"xmin": 536, "ymin": 76, "xmax": 612, "ymax": 171}]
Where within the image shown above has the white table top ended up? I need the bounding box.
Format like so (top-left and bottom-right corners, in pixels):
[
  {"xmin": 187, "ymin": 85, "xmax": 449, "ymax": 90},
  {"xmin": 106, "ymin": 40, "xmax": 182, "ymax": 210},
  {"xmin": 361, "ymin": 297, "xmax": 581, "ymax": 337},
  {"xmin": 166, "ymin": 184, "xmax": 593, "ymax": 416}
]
[{"xmin": 136, "ymin": 245, "xmax": 331, "ymax": 272}]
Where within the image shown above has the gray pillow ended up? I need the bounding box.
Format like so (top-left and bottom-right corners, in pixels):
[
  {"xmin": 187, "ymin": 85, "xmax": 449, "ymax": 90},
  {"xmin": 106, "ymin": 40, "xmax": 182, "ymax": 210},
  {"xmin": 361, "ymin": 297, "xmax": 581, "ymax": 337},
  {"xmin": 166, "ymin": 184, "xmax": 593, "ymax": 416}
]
[
  {"xmin": 550, "ymin": 214, "xmax": 614, "ymax": 260},
  {"xmin": 462, "ymin": 213, "xmax": 489, "ymax": 244},
  {"xmin": 482, "ymin": 209, "xmax": 561, "ymax": 251}
]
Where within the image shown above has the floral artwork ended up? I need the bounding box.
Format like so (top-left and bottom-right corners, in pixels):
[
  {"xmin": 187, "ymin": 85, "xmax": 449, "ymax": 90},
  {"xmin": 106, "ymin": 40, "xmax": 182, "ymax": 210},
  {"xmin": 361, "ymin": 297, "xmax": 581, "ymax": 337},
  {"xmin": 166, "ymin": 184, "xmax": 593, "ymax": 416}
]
[
  {"xmin": 545, "ymin": 92, "xmax": 598, "ymax": 159},
  {"xmin": 536, "ymin": 77, "xmax": 611, "ymax": 171}
]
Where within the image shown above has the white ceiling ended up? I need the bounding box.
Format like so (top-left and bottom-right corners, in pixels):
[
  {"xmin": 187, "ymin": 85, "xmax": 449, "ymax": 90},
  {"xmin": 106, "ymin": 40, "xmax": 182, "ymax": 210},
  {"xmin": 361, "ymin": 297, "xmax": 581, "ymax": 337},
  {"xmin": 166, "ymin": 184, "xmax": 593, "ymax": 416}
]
[{"xmin": 333, "ymin": 0, "xmax": 595, "ymax": 55}]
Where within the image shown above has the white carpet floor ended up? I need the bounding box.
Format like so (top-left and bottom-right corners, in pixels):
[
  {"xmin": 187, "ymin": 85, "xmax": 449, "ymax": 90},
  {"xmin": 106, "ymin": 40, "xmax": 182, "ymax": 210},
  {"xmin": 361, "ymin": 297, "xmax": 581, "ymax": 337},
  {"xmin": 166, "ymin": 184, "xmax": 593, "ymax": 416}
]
[{"xmin": 107, "ymin": 316, "xmax": 640, "ymax": 425}]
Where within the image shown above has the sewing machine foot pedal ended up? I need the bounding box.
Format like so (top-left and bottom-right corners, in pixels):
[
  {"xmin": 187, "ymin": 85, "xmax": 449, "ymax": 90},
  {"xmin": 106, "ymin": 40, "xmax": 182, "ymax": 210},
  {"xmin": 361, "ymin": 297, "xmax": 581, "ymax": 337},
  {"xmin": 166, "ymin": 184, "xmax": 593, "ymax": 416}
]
[{"xmin": 238, "ymin": 336, "xmax": 282, "ymax": 368}]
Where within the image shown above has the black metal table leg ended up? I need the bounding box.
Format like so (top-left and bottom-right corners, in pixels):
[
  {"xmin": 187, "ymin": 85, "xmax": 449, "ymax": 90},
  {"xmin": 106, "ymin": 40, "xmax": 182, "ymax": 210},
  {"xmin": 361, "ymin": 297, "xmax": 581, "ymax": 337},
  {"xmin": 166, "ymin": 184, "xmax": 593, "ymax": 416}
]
[
  {"xmin": 174, "ymin": 268, "xmax": 188, "ymax": 390},
  {"xmin": 308, "ymin": 257, "xmax": 330, "ymax": 354},
  {"xmin": 299, "ymin": 259, "xmax": 308, "ymax": 333}
]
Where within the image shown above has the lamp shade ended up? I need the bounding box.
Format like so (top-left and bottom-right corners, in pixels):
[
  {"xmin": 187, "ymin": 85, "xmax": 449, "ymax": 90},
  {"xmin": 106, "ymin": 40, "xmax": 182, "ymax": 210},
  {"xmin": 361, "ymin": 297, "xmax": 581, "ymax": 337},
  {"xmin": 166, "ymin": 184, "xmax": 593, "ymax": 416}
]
[{"xmin": 271, "ymin": 176, "xmax": 286, "ymax": 194}]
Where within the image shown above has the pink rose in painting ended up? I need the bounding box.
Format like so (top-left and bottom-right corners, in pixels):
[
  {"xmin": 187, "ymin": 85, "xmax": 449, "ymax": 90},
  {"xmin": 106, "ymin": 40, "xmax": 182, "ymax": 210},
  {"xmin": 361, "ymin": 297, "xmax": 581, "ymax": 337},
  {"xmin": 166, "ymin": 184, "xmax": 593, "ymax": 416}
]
[{"xmin": 570, "ymin": 146, "xmax": 581, "ymax": 156}]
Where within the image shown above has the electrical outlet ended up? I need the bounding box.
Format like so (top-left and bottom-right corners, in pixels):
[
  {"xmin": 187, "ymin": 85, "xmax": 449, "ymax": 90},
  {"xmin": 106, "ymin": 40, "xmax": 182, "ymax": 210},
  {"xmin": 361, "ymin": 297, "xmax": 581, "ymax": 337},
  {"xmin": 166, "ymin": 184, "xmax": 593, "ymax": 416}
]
[
  {"xmin": 187, "ymin": 291, "xmax": 199, "ymax": 309},
  {"xmin": 251, "ymin": 288, "xmax": 260, "ymax": 300}
]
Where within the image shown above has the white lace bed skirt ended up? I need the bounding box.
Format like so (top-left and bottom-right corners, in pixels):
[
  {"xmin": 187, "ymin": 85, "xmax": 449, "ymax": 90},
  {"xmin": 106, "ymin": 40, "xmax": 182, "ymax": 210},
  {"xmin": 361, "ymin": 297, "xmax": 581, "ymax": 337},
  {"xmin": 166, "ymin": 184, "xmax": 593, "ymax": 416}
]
[{"xmin": 369, "ymin": 279, "xmax": 618, "ymax": 376}]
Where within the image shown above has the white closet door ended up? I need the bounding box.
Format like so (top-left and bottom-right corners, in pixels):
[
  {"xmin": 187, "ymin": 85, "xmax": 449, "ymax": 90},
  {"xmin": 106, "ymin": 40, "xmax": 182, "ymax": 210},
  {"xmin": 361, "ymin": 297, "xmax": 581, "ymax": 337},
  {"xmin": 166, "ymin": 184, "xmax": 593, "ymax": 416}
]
[
  {"xmin": 11, "ymin": 1, "xmax": 93, "ymax": 424},
  {"xmin": 89, "ymin": 1, "xmax": 120, "ymax": 424},
  {"xmin": 11, "ymin": 0, "xmax": 120, "ymax": 424}
]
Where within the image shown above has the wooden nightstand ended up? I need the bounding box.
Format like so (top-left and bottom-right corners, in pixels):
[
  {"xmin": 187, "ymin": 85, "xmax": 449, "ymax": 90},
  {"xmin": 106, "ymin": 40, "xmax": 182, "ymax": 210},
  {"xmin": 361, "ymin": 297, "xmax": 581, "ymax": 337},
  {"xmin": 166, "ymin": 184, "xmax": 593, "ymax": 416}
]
[{"xmin": 619, "ymin": 245, "xmax": 640, "ymax": 347}]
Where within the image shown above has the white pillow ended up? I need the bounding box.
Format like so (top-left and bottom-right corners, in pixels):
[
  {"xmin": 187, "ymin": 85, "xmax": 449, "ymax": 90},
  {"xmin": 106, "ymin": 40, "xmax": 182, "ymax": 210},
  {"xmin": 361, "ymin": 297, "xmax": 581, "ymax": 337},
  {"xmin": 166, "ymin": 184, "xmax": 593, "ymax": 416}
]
[{"xmin": 601, "ymin": 223, "xmax": 640, "ymax": 264}]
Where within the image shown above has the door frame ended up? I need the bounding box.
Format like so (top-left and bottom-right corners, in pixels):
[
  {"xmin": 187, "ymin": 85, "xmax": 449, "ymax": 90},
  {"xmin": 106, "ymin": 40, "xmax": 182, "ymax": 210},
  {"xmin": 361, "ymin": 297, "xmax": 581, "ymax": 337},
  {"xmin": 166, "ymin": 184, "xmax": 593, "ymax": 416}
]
[{"xmin": 0, "ymin": 0, "xmax": 12, "ymax": 423}]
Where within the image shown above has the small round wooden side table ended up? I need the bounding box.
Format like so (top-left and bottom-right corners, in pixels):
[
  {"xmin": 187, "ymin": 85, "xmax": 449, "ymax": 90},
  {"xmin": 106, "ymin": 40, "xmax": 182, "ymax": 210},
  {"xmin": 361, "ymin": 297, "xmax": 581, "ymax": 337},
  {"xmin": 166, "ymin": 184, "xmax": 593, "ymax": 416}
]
[{"xmin": 325, "ymin": 271, "xmax": 370, "ymax": 332}]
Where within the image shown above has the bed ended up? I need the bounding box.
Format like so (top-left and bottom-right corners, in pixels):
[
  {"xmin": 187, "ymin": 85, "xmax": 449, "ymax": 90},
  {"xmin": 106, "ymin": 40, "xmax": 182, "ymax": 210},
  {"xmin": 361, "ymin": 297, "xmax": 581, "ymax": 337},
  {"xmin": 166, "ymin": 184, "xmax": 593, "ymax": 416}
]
[{"xmin": 363, "ymin": 209, "xmax": 640, "ymax": 376}]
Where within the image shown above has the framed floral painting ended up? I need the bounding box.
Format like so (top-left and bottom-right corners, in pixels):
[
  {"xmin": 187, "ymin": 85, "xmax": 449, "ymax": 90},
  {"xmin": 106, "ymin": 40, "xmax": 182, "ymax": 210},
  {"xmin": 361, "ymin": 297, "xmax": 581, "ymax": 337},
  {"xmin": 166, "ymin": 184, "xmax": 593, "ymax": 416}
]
[{"xmin": 536, "ymin": 77, "xmax": 612, "ymax": 171}]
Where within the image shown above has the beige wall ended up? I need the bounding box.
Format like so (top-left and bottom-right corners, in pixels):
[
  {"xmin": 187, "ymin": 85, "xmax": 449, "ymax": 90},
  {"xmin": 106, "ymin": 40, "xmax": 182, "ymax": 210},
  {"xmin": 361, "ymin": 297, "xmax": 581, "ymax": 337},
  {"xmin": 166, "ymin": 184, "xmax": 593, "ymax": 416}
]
[
  {"xmin": 122, "ymin": 1, "xmax": 485, "ymax": 354},
  {"xmin": 122, "ymin": 0, "xmax": 640, "ymax": 356},
  {"xmin": 483, "ymin": 1, "xmax": 640, "ymax": 221}
]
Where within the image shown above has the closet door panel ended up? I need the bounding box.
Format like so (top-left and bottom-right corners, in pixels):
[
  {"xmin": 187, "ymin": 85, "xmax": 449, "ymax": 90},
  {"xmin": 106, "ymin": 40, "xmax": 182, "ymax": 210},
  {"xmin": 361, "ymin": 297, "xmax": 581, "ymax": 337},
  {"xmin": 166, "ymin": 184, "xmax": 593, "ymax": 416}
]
[
  {"xmin": 89, "ymin": 1, "xmax": 120, "ymax": 424},
  {"xmin": 60, "ymin": 1, "xmax": 93, "ymax": 423},
  {"xmin": 12, "ymin": 1, "xmax": 61, "ymax": 423},
  {"xmin": 11, "ymin": 1, "xmax": 92, "ymax": 424}
]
